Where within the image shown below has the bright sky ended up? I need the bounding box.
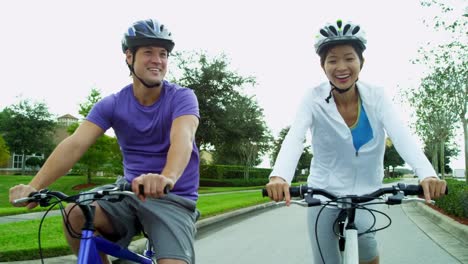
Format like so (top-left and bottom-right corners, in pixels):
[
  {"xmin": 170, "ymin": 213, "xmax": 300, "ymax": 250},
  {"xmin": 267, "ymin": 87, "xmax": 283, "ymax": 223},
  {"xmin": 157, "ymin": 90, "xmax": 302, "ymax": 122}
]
[{"xmin": 0, "ymin": 0, "xmax": 465, "ymax": 169}]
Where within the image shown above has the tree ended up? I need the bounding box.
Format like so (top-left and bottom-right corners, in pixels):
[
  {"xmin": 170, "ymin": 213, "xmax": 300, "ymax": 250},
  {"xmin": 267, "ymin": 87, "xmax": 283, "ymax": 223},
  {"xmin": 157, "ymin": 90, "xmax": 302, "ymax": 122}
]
[
  {"xmin": 414, "ymin": 0, "xmax": 468, "ymax": 180},
  {"xmin": 270, "ymin": 126, "xmax": 313, "ymax": 175},
  {"xmin": 170, "ymin": 51, "xmax": 256, "ymax": 150},
  {"xmin": 384, "ymin": 138, "xmax": 405, "ymax": 178},
  {"xmin": 0, "ymin": 135, "xmax": 10, "ymax": 167},
  {"xmin": 406, "ymin": 70, "xmax": 460, "ymax": 179},
  {"xmin": 213, "ymin": 94, "xmax": 272, "ymax": 166},
  {"xmin": 424, "ymin": 141, "xmax": 459, "ymax": 175},
  {"xmin": 69, "ymin": 88, "xmax": 123, "ymax": 183},
  {"xmin": 0, "ymin": 99, "xmax": 56, "ymax": 174},
  {"xmin": 171, "ymin": 51, "xmax": 272, "ymax": 165}
]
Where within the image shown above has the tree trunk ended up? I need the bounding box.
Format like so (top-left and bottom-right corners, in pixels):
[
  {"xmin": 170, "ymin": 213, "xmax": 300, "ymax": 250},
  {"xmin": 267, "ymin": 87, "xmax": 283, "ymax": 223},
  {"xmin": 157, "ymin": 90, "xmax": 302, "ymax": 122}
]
[
  {"xmin": 87, "ymin": 168, "xmax": 92, "ymax": 184},
  {"xmin": 464, "ymin": 118, "xmax": 468, "ymax": 183},
  {"xmin": 21, "ymin": 153, "xmax": 25, "ymax": 175},
  {"xmin": 439, "ymin": 140, "xmax": 445, "ymax": 179},
  {"xmin": 431, "ymin": 144, "xmax": 439, "ymax": 173},
  {"xmin": 244, "ymin": 165, "xmax": 249, "ymax": 181}
]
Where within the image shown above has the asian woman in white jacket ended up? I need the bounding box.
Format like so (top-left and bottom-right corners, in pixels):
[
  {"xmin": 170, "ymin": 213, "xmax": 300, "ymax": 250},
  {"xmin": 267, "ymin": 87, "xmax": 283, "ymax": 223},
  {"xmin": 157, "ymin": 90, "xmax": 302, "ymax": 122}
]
[{"xmin": 265, "ymin": 19, "xmax": 447, "ymax": 264}]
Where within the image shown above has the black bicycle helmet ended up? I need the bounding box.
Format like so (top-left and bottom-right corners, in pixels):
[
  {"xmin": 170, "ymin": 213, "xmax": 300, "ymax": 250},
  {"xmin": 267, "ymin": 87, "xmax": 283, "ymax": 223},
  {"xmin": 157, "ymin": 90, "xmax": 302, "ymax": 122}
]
[
  {"xmin": 122, "ymin": 19, "xmax": 175, "ymax": 53},
  {"xmin": 314, "ymin": 19, "xmax": 367, "ymax": 55}
]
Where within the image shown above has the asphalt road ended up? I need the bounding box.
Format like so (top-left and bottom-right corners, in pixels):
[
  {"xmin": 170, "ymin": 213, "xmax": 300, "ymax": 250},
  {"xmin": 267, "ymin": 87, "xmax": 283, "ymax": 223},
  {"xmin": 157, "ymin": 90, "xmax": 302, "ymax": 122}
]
[{"xmin": 195, "ymin": 203, "xmax": 461, "ymax": 264}]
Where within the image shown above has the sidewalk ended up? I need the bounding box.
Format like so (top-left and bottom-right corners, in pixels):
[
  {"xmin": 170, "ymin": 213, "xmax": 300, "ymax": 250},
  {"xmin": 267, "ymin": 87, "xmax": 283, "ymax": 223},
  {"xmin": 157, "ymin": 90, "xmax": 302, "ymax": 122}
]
[
  {"xmin": 1, "ymin": 195, "xmax": 467, "ymax": 263},
  {"xmin": 402, "ymin": 202, "xmax": 468, "ymax": 263}
]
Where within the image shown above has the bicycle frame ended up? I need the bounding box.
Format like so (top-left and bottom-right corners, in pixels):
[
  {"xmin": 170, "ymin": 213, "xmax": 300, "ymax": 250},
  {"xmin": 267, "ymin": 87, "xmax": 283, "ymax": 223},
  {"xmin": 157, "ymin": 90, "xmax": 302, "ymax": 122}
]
[
  {"xmin": 76, "ymin": 198, "xmax": 154, "ymax": 264},
  {"xmin": 78, "ymin": 230, "xmax": 152, "ymax": 264},
  {"xmin": 337, "ymin": 198, "xmax": 359, "ymax": 264}
]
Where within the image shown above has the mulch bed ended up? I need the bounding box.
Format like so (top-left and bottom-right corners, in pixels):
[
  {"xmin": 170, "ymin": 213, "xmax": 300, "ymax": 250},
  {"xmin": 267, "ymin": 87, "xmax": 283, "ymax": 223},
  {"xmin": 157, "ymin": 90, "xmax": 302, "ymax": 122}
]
[
  {"xmin": 72, "ymin": 183, "xmax": 98, "ymax": 190},
  {"xmin": 427, "ymin": 204, "xmax": 468, "ymax": 225}
]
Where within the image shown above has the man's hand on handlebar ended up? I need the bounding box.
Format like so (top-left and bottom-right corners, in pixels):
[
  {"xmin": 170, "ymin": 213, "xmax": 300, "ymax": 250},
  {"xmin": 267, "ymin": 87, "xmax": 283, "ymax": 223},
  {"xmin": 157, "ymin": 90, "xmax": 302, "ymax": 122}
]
[
  {"xmin": 266, "ymin": 176, "xmax": 291, "ymax": 206},
  {"xmin": 132, "ymin": 173, "xmax": 174, "ymax": 201},
  {"xmin": 9, "ymin": 184, "xmax": 38, "ymax": 209},
  {"xmin": 420, "ymin": 177, "xmax": 447, "ymax": 204}
]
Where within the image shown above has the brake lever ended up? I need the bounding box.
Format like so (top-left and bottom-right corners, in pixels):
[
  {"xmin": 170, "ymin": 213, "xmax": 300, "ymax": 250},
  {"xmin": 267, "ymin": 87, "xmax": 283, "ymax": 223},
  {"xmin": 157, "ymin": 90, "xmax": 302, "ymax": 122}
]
[
  {"xmin": 387, "ymin": 192, "xmax": 405, "ymax": 205},
  {"xmin": 305, "ymin": 193, "xmax": 322, "ymax": 207}
]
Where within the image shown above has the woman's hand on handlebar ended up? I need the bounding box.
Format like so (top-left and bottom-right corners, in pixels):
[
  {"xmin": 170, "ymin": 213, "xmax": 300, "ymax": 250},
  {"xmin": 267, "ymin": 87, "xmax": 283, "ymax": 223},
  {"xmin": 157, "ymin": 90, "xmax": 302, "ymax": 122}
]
[
  {"xmin": 266, "ymin": 176, "xmax": 291, "ymax": 206},
  {"xmin": 132, "ymin": 173, "xmax": 174, "ymax": 201},
  {"xmin": 420, "ymin": 176, "xmax": 447, "ymax": 203},
  {"xmin": 9, "ymin": 184, "xmax": 38, "ymax": 209}
]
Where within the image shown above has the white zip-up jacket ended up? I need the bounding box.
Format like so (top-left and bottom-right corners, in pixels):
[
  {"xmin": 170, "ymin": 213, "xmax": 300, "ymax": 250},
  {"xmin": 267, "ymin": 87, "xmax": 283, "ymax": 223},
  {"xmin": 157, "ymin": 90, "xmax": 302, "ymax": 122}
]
[{"xmin": 270, "ymin": 81, "xmax": 437, "ymax": 195}]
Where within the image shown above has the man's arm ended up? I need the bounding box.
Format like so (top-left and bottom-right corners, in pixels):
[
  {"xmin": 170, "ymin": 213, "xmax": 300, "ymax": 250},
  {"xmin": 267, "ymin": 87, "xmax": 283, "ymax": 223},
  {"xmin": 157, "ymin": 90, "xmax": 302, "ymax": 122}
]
[
  {"xmin": 30, "ymin": 121, "xmax": 104, "ymax": 189},
  {"xmin": 10, "ymin": 121, "xmax": 104, "ymax": 207},
  {"xmin": 162, "ymin": 114, "xmax": 199, "ymax": 183},
  {"xmin": 132, "ymin": 115, "xmax": 199, "ymax": 199}
]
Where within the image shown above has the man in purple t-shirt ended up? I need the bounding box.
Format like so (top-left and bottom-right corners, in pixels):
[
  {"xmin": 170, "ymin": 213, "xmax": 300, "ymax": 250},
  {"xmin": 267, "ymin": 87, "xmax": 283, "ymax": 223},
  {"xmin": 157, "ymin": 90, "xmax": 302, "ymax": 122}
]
[{"xmin": 10, "ymin": 19, "xmax": 200, "ymax": 264}]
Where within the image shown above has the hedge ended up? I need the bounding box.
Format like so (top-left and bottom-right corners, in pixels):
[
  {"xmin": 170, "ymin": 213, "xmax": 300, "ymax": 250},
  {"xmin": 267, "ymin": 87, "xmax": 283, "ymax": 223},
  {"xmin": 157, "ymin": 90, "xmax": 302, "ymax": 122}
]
[
  {"xmin": 199, "ymin": 164, "xmax": 308, "ymax": 186},
  {"xmin": 200, "ymin": 164, "xmax": 272, "ymax": 180},
  {"xmin": 434, "ymin": 179, "xmax": 468, "ymax": 218},
  {"xmin": 200, "ymin": 178, "xmax": 269, "ymax": 187}
]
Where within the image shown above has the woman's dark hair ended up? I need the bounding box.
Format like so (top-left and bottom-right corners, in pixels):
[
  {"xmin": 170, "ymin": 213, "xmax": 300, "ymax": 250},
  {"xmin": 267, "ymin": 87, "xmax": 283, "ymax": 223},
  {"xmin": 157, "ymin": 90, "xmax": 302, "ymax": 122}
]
[{"xmin": 319, "ymin": 41, "xmax": 365, "ymax": 69}]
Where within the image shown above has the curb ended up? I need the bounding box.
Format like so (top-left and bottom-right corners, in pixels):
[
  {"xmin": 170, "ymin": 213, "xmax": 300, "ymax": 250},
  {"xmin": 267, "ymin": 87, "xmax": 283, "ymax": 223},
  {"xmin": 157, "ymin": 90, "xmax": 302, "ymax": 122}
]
[
  {"xmin": 196, "ymin": 202, "xmax": 277, "ymax": 230},
  {"xmin": 414, "ymin": 202, "xmax": 468, "ymax": 245}
]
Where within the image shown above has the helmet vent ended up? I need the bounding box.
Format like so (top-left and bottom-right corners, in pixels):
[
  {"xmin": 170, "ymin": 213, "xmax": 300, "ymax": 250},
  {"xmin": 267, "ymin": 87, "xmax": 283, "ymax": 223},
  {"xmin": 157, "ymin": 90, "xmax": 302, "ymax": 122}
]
[
  {"xmin": 352, "ymin": 26, "xmax": 361, "ymax": 35},
  {"xmin": 320, "ymin": 29, "xmax": 329, "ymax": 37},
  {"xmin": 337, "ymin": 20, "xmax": 342, "ymax": 29},
  {"xmin": 328, "ymin": 26, "xmax": 338, "ymax": 35},
  {"xmin": 343, "ymin": 24, "xmax": 351, "ymax": 35}
]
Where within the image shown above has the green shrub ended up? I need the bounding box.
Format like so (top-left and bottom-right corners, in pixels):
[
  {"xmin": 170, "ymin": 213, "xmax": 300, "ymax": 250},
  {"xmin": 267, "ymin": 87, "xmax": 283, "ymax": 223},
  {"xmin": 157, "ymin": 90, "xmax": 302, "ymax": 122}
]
[
  {"xmin": 200, "ymin": 164, "xmax": 272, "ymax": 180},
  {"xmin": 200, "ymin": 178, "xmax": 268, "ymax": 187},
  {"xmin": 434, "ymin": 179, "xmax": 468, "ymax": 218}
]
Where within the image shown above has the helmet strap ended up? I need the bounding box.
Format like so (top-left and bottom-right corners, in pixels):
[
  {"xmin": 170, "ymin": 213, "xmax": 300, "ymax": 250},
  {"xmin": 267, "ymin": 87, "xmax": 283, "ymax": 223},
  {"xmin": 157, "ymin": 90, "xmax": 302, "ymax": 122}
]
[{"xmin": 325, "ymin": 80, "xmax": 357, "ymax": 103}]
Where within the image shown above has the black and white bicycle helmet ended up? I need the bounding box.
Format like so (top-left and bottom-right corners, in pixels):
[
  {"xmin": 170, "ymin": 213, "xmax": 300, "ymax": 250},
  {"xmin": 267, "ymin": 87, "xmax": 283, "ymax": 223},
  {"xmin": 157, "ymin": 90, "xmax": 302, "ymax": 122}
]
[
  {"xmin": 122, "ymin": 19, "xmax": 175, "ymax": 53},
  {"xmin": 314, "ymin": 19, "xmax": 367, "ymax": 55}
]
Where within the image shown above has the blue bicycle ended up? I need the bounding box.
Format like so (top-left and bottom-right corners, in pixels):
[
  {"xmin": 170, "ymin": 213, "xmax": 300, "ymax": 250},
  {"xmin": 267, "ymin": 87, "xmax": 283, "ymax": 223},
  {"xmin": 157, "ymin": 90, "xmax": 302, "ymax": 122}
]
[{"xmin": 13, "ymin": 183, "xmax": 155, "ymax": 264}]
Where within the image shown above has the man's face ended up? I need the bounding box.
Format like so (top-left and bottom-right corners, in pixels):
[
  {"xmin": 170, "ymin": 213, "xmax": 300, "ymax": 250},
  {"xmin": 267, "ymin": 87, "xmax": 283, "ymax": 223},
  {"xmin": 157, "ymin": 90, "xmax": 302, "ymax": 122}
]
[{"xmin": 127, "ymin": 46, "xmax": 168, "ymax": 87}]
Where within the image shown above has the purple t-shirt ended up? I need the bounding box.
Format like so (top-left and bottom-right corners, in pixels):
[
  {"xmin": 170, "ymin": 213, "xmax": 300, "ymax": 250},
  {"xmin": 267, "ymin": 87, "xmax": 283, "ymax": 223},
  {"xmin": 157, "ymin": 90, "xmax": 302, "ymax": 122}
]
[{"xmin": 86, "ymin": 80, "xmax": 200, "ymax": 201}]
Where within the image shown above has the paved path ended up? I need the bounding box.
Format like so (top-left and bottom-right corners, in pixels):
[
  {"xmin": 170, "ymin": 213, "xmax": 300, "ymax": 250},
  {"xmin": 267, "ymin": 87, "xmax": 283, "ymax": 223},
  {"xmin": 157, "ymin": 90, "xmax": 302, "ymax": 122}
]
[
  {"xmin": 1, "ymin": 185, "xmax": 467, "ymax": 263},
  {"xmin": 195, "ymin": 201, "xmax": 467, "ymax": 264}
]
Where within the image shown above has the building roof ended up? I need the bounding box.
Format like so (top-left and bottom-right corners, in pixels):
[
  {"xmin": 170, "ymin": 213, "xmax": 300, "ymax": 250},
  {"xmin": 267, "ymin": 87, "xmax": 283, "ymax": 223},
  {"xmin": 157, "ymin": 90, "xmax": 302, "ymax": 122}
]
[{"xmin": 57, "ymin": 114, "xmax": 79, "ymax": 120}]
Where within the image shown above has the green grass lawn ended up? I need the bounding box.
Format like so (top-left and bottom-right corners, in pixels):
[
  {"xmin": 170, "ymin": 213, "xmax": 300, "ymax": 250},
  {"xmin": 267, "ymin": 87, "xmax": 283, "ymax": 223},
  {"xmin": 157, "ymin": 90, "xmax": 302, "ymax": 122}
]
[
  {"xmin": 0, "ymin": 175, "xmax": 407, "ymax": 261},
  {"xmin": 0, "ymin": 175, "xmax": 271, "ymax": 261}
]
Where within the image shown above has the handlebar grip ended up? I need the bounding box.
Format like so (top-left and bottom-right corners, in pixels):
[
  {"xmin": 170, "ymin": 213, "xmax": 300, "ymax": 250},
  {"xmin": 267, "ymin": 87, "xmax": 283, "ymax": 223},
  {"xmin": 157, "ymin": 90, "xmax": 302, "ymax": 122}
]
[
  {"xmin": 401, "ymin": 184, "xmax": 449, "ymax": 196},
  {"xmin": 120, "ymin": 183, "xmax": 169, "ymax": 194},
  {"xmin": 402, "ymin": 184, "xmax": 423, "ymax": 195},
  {"xmin": 261, "ymin": 186, "xmax": 306, "ymax": 198},
  {"xmin": 12, "ymin": 191, "xmax": 39, "ymax": 205}
]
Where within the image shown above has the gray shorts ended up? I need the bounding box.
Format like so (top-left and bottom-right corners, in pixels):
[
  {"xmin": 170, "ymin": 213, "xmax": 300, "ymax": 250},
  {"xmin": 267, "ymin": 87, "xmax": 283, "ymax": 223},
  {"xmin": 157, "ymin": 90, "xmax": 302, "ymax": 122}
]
[
  {"xmin": 95, "ymin": 180, "xmax": 199, "ymax": 264},
  {"xmin": 307, "ymin": 205, "xmax": 380, "ymax": 263}
]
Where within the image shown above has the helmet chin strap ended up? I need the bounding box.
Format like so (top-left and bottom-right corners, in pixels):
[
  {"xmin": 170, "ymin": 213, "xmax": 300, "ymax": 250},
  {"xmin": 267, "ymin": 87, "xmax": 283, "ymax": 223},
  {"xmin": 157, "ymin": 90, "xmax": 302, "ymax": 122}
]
[{"xmin": 325, "ymin": 80, "xmax": 357, "ymax": 103}]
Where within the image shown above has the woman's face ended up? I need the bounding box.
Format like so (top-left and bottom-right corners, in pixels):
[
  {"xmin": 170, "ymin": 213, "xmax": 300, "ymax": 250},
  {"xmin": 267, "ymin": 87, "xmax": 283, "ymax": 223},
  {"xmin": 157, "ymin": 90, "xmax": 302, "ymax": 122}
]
[{"xmin": 322, "ymin": 45, "xmax": 363, "ymax": 90}]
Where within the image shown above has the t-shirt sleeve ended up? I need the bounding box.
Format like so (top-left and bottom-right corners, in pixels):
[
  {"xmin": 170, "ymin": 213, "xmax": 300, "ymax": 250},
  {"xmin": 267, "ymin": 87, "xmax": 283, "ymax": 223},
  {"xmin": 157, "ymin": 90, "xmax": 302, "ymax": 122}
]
[
  {"xmin": 86, "ymin": 95, "xmax": 115, "ymax": 131},
  {"xmin": 172, "ymin": 88, "xmax": 200, "ymax": 120}
]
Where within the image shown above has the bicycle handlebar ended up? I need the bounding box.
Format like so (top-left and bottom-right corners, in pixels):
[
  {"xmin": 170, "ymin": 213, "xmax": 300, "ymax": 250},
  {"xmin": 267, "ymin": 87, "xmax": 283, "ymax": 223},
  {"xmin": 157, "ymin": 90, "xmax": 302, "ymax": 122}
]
[
  {"xmin": 13, "ymin": 183, "xmax": 169, "ymax": 206},
  {"xmin": 262, "ymin": 183, "xmax": 448, "ymax": 206}
]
